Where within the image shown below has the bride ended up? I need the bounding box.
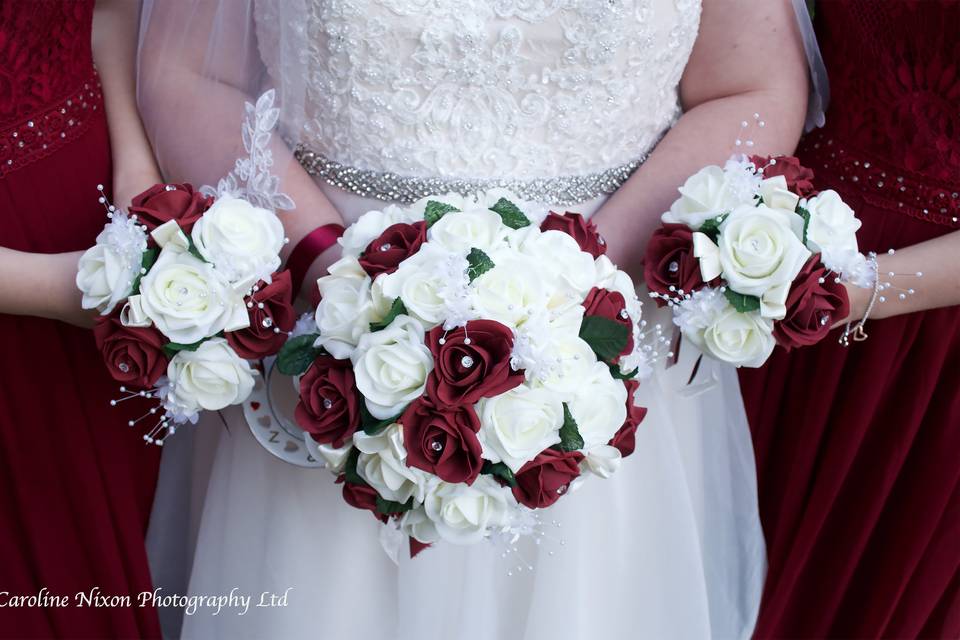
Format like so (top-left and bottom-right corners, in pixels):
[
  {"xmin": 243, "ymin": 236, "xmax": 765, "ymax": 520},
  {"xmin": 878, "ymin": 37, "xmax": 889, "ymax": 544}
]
[{"xmin": 138, "ymin": 0, "xmax": 811, "ymax": 638}]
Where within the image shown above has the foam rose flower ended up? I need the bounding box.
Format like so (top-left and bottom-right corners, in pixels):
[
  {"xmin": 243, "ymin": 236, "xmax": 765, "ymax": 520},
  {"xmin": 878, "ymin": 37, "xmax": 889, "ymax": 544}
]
[
  {"xmin": 401, "ymin": 398, "xmax": 483, "ymax": 485},
  {"xmin": 773, "ymin": 255, "xmax": 850, "ymax": 350},
  {"xmin": 609, "ymin": 378, "xmax": 647, "ymax": 458},
  {"xmin": 226, "ymin": 271, "xmax": 296, "ymax": 359},
  {"xmin": 427, "ymin": 208, "xmax": 506, "ymax": 254},
  {"xmin": 353, "ymin": 423, "xmax": 427, "ymax": 504},
  {"xmin": 128, "ymin": 183, "xmax": 213, "ymax": 233},
  {"xmin": 477, "ymin": 384, "xmax": 563, "ymax": 473},
  {"xmin": 661, "ymin": 165, "xmax": 740, "ymax": 230},
  {"xmin": 751, "ymin": 154, "xmax": 816, "ymax": 198},
  {"xmin": 338, "ymin": 205, "xmax": 419, "ymax": 258},
  {"xmin": 314, "ymin": 257, "xmax": 375, "ymax": 359},
  {"xmin": 582, "ymin": 287, "xmax": 634, "ymax": 361},
  {"xmin": 422, "ymin": 477, "xmax": 512, "ymax": 545},
  {"xmin": 804, "ymin": 190, "xmax": 862, "ymax": 270},
  {"xmin": 566, "ymin": 362, "xmax": 628, "ymax": 449},
  {"xmin": 93, "ymin": 309, "xmax": 168, "ymax": 389},
  {"xmin": 163, "ymin": 337, "xmax": 256, "ymax": 414},
  {"xmin": 539, "ymin": 211, "xmax": 607, "ymax": 258},
  {"xmin": 511, "ymin": 448, "xmax": 584, "ymax": 509},
  {"xmin": 339, "ymin": 476, "xmax": 388, "ymax": 523},
  {"xmin": 358, "ymin": 221, "xmax": 428, "ymax": 278},
  {"xmin": 425, "ymin": 319, "xmax": 523, "ymax": 405},
  {"xmin": 295, "ymin": 355, "xmax": 361, "ymax": 448}
]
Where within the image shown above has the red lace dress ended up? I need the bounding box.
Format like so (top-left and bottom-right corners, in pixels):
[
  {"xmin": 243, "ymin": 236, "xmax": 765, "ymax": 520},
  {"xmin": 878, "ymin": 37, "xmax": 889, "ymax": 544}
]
[
  {"xmin": 740, "ymin": 2, "xmax": 960, "ymax": 638},
  {"xmin": 0, "ymin": 2, "xmax": 160, "ymax": 637}
]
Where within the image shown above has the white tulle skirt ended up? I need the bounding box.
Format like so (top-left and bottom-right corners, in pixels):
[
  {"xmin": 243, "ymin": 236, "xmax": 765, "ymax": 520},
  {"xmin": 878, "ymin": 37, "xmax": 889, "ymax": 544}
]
[{"xmin": 147, "ymin": 190, "xmax": 766, "ymax": 640}]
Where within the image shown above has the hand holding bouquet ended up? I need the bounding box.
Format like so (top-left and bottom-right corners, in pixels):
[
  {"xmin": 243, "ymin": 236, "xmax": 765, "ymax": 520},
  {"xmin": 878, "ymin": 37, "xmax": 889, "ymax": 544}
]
[
  {"xmin": 76, "ymin": 183, "xmax": 295, "ymax": 443},
  {"xmin": 279, "ymin": 190, "xmax": 661, "ymax": 556},
  {"xmin": 644, "ymin": 155, "xmax": 870, "ymax": 367}
]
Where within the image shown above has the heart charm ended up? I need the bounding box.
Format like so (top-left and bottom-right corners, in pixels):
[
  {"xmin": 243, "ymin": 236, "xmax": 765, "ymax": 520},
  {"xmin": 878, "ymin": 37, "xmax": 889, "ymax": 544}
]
[{"xmin": 250, "ymin": 401, "xmax": 261, "ymax": 411}]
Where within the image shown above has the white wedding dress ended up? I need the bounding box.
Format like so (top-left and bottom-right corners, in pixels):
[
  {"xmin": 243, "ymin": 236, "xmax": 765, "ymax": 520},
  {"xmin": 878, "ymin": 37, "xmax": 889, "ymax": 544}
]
[{"xmin": 142, "ymin": 1, "xmax": 766, "ymax": 638}]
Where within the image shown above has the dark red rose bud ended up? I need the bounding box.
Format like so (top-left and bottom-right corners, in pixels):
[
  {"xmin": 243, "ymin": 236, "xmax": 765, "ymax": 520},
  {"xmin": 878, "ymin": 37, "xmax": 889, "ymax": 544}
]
[
  {"xmin": 358, "ymin": 221, "xmax": 428, "ymax": 278},
  {"xmin": 94, "ymin": 309, "xmax": 169, "ymax": 389},
  {"xmin": 643, "ymin": 223, "xmax": 712, "ymax": 306},
  {"xmin": 511, "ymin": 448, "xmax": 584, "ymax": 509},
  {"xmin": 401, "ymin": 398, "xmax": 483, "ymax": 485},
  {"xmin": 750, "ymin": 154, "xmax": 817, "ymax": 198},
  {"xmin": 409, "ymin": 538, "xmax": 431, "ymax": 558},
  {"xmin": 582, "ymin": 287, "xmax": 634, "ymax": 360},
  {"xmin": 128, "ymin": 183, "xmax": 214, "ymax": 233},
  {"xmin": 225, "ymin": 271, "xmax": 296, "ymax": 359},
  {"xmin": 540, "ymin": 211, "xmax": 607, "ymax": 258},
  {"xmin": 338, "ymin": 474, "xmax": 388, "ymax": 524},
  {"xmin": 609, "ymin": 379, "xmax": 647, "ymax": 458},
  {"xmin": 426, "ymin": 320, "xmax": 523, "ymax": 405},
  {"xmin": 773, "ymin": 255, "xmax": 850, "ymax": 351},
  {"xmin": 294, "ymin": 355, "xmax": 361, "ymax": 448}
]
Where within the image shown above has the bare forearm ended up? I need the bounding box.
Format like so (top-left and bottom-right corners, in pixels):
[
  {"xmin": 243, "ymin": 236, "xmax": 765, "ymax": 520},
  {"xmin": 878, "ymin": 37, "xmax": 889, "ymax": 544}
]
[
  {"xmin": 593, "ymin": 90, "xmax": 804, "ymax": 275},
  {"xmin": 0, "ymin": 249, "xmax": 91, "ymax": 327},
  {"xmin": 93, "ymin": 0, "xmax": 161, "ymax": 206}
]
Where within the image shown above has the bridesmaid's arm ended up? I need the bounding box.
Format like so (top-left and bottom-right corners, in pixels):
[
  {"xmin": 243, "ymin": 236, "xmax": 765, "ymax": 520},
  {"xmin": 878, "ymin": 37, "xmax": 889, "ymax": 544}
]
[
  {"xmin": 841, "ymin": 230, "xmax": 960, "ymax": 323},
  {"xmin": 93, "ymin": 0, "xmax": 162, "ymax": 206},
  {"xmin": 592, "ymin": 0, "xmax": 809, "ymax": 276},
  {"xmin": 0, "ymin": 249, "xmax": 91, "ymax": 327}
]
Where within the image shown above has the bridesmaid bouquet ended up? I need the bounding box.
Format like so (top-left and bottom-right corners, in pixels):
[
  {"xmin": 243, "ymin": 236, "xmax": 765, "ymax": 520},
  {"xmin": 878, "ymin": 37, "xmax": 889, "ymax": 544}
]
[
  {"xmin": 644, "ymin": 155, "xmax": 868, "ymax": 368},
  {"xmin": 76, "ymin": 183, "xmax": 295, "ymax": 443},
  {"xmin": 278, "ymin": 190, "xmax": 660, "ymax": 556}
]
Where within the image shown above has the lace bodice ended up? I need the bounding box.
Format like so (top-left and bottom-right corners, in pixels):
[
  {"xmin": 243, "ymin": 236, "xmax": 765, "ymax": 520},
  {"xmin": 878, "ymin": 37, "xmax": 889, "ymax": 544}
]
[{"xmin": 254, "ymin": 0, "xmax": 701, "ymax": 183}]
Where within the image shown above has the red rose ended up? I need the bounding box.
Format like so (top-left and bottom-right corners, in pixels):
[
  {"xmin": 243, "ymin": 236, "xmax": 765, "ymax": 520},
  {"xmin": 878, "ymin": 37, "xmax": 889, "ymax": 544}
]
[
  {"xmin": 540, "ymin": 211, "xmax": 607, "ymax": 258},
  {"xmin": 582, "ymin": 287, "xmax": 634, "ymax": 361},
  {"xmin": 338, "ymin": 475, "xmax": 387, "ymax": 524},
  {"xmin": 294, "ymin": 356, "xmax": 361, "ymax": 448},
  {"xmin": 358, "ymin": 221, "xmax": 428, "ymax": 278},
  {"xmin": 128, "ymin": 183, "xmax": 214, "ymax": 233},
  {"xmin": 93, "ymin": 310, "xmax": 169, "ymax": 389},
  {"xmin": 643, "ymin": 224, "xmax": 711, "ymax": 306},
  {"xmin": 750, "ymin": 154, "xmax": 817, "ymax": 198},
  {"xmin": 511, "ymin": 448, "xmax": 584, "ymax": 509},
  {"xmin": 609, "ymin": 379, "xmax": 648, "ymax": 458},
  {"xmin": 426, "ymin": 320, "xmax": 523, "ymax": 405},
  {"xmin": 401, "ymin": 398, "xmax": 484, "ymax": 485},
  {"xmin": 773, "ymin": 255, "xmax": 850, "ymax": 351},
  {"xmin": 225, "ymin": 271, "xmax": 296, "ymax": 359}
]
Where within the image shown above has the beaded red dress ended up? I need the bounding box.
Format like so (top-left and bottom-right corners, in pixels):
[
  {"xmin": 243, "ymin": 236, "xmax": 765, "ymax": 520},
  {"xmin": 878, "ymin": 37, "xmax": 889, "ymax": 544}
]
[
  {"xmin": 740, "ymin": 2, "xmax": 960, "ymax": 638},
  {"xmin": 0, "ymin": 2, "xmax": 160, "ymax": 637}
]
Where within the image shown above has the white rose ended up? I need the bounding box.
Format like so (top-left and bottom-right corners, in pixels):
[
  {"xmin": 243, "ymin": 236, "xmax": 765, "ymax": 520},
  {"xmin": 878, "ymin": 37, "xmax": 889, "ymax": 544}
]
[
  {"xmin": 530, "ymin": 335, "xmax": 596, "ymax": 393},
  {"xmin": 378, "ymin": 244, "xmax": 449, "ymax": 328},
  {"xmin": 399, "ymin": 507, "xmax": 440, "ymax": 545},
  {"xmin": 715, "ymin": 203, "xmax": 811, "ymax": 319},
  {"xmin": 164, "ymin": 338, "xmax": 256, "ymax": 413},
  {"xmin": 353, "ymin": 423, "xmax": 427, "ymax": 504},
  {"xmin": 138, "ymin": 246, "xmax": 248, "ymax": 344},
  {"xmin": 339, "ymin": 205, "xmax": 419, "ymax": 258},
  {"xmin": 76, "ymin": 213, "xmax": 147, "ymax": 314},
  {"xmin": 351, "ymin": 315, "xmax": 433, "ymax": 419},
  {"xmin": 758, "ymin": 175, "xmax": 801, "ymax": 212},
  {"xmin": 405, "ymin": 193, "xmax": 469, "ymax": 220},
  {"xmin": 314, "ymin": 257, "xmax": 375, "ymax": 359},
  {"xmin": 592, "ymin": 257, "xmax": 643, "ymax": 321},
  {"xmin": 567, "ymin": 362, "xmax": 628, "ymax": 449},
  {"xmin": 190, "ymin": 195, "xmax": 284, "ymax": 286},
  {"xmin": 304, "ymin": 439, "xmax": 352, "ymax": 475},
  {"xmin": 477, "ymin": 384, "xmax": 563, "ymax": 472},
  {"xmin": 583, "ymin": 444, "xmax": 623, "ymax": 479},
  {"xmin": 804, "ymin": 189, "xmax": 861, "ymax": 264},
  {"xmin": 516, "ymin": 229, "xmax": 597, "ymax": 299},
  {"xmin": 471, "ymin": 252, "xmax": 550, "ymax": 328},
  {"xmin": 423, "ymin": 477, "xmax": 513, "ymax": 545},
  {"xmin": 662, "ymin": 165, "xmax": 740, "ymax": 229},
  {"xmin": 427, "ymin": 208, "xmax": 507, "ymax": 254},
  {"xmin": 683, "ymin": 296, "xmax": 776, "ymax": 368}
]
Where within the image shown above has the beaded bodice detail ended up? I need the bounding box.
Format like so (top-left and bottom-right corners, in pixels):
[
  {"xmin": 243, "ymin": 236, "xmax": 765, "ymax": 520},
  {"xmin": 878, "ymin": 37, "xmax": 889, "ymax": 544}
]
[{"xmin": 255, "ymin": 0, "xmax": 701, "ymax": 186}]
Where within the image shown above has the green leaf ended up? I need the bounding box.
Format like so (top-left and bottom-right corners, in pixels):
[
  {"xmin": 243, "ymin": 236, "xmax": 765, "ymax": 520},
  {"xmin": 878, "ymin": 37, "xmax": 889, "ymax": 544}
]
[
  {"xmin": 131, "ymin": 247, "xmax": 159, "ymax": 294},
  {"xmin": 369, "ymin": 298, "xmax": 408, "ymax": 332},
  {"xmin": 558, "ymin": 403, "xmax": 584, "ymax": 452},
  {"xmin": 276, "ymin": 333, "xmax": 322, "ymax": 375},
  {"xmin": 375, "ymin": 495, "xmax": 415, "ymax": 515},
  {"xmin": 466, "ymin": 247, "xmax": 495, "ymax": 283},
  {"xmin": 608, "ymin": 363, "xmax": 639, "ymax": 381},
  {"xmin": 697, "ymin": 214, "xmax": 726, "ymax": 242},
  {"xmin": 186, "ymin": 236, "xmax": 207, "ymax": 263},
  {"xmin": 578, "ymin": 315, "xmax": 629, "ymax": 363},
  {"xmin": 360, "ymin": 401, "xmax": 403, "ymax": 436},
  {"xmin": 723, "ymin": 288, "xmax": 761, "ymax": 313},
  {"xmin": 481, "ymin": 460, "xmax": 517, "ymax": 487},
  {"xmin": 162, "ymin": 339, "xmax": 206, "ymax": 357},
  {"xmin": 796, "ymin": 205, "xmax": 811, "ymax": 244},
  {"xmin": 343, "ymin": 447, "xmax": 364, "ymax": 485},
  {"xmin": 423, "ymin": 200, "xmax": 460, "ymax": 227},
  {"xmin": 489, "ymin": 197, "xmax": 531, "ymax": 229}
]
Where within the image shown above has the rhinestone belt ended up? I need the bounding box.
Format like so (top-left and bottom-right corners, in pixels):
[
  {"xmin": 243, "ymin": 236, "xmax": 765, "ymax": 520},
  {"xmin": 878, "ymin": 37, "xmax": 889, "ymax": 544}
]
[{"xmin": 294, "ymin": 144, "xmax": 644, "ymax": 206}]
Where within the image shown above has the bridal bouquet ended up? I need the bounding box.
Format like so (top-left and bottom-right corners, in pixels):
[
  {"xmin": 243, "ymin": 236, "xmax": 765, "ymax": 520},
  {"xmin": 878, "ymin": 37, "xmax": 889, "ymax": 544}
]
[
  {"xmin": 279, "ymin": 190, "xmax": 656, "ymax": 555},
  {"xmin": 76, "ymin": 183, "xmax": 295, "ymax": 443},
  {"xmin": 644, "ymin": 155, "xmax": 867, "ymax": 368}
]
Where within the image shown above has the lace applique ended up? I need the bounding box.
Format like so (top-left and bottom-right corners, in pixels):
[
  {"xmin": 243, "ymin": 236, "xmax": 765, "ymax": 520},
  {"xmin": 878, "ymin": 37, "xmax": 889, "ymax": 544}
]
[
  {"xmin": 254, "ymin": 0, "xmax": 701, "ymax": 182},
  {"xmin": 202, "ymin": 90, "xmax": 296, "ymax": 212}
]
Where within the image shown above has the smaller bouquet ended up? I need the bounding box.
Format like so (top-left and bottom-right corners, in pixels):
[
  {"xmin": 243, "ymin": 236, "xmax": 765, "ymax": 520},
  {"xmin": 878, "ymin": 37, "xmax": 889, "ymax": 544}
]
[
  {"xmin": 644, "ymin": 155, "xmax": 870, "ymax": 368},
  {"xmin": 76, "ymin": 183, "xmax": 295, "ymax": 443}
]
